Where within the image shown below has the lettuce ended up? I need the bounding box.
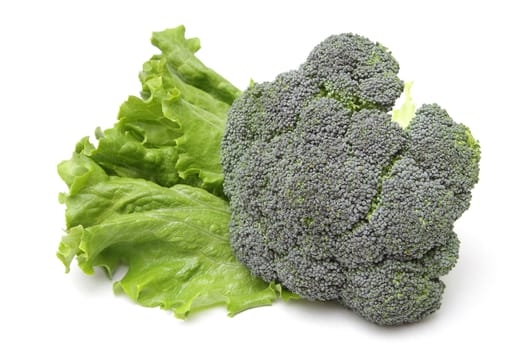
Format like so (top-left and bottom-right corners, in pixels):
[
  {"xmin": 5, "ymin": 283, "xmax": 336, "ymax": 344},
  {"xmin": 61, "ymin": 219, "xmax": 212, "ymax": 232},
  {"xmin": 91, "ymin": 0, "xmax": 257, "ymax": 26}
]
[
  {"xmin": 57, "ymin": 26, "xmax": 290, "ymax": 318},
  {"xmin": 85, "ymin": 26, "xmax": 240, "ymax": 196}
]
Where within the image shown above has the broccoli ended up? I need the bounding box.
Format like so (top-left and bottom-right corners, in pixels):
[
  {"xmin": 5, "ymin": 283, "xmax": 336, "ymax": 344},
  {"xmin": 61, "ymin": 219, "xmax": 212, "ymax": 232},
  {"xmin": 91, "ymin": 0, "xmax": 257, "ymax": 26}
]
[{"xmin": 220, "ymin": 33, "xmax": 480, "ymax": 325}]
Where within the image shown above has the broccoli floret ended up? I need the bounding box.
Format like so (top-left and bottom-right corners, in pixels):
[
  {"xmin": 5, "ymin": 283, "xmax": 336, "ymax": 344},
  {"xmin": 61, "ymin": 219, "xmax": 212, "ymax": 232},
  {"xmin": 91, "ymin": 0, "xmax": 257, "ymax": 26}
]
[
  {"xmin": 341, "ymin": 259, "xmax": 446, "ymax": 326},
  {"xmin": 301, "ymin": 33, "xmax": 404, "ymax": 111},
  {"xmin": 220, "ymin": 33, "xmax": 480, "ymax": 325},
  {"xmin": 407, "ymin": 103, "xmax": 481, "ymax": 216}
]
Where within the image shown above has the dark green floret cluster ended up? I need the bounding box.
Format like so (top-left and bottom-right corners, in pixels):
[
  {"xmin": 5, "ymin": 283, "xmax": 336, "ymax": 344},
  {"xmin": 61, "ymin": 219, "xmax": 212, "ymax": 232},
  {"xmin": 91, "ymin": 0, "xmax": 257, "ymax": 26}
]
[{"xmin": 221, "ymin": 33, "xmax": 480, "ymax": 325}]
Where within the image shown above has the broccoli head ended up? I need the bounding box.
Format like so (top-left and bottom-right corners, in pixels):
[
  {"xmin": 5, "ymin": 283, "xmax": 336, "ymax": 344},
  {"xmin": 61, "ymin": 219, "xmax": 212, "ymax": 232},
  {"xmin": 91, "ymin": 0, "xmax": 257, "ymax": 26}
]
[{"xmin": 220, "ymin": 33, "xmax": 480, "ymax": 325}]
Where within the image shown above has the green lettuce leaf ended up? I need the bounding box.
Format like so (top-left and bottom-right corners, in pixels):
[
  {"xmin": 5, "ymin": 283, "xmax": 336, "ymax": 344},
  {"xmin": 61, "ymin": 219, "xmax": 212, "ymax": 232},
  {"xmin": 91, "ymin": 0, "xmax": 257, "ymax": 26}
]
[
  {"xmin": 89, "ymin": 26, "xmax": 241, "ymax": 196},
  {"xmin": 57, "ymin": 25, "xmax": 293, "ymax": 319},
  {"xmin": 58, "ymin": 143, "xmax": 283, "ymax": 318}
]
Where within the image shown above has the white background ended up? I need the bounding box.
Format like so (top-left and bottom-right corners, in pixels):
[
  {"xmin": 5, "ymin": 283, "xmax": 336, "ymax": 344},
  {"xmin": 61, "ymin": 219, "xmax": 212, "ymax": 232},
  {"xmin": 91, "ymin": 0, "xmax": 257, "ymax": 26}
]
[{"xmin": 1, "ymin": 0, "xmax": 523, "ymax": 348}]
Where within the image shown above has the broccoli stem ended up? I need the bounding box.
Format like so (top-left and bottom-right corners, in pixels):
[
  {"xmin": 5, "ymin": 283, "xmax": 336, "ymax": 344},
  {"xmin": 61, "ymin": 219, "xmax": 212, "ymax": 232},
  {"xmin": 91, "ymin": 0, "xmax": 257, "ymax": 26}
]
[{"xmin": 392, "ymin": 81, "xmax": 416, "ymax": 129}]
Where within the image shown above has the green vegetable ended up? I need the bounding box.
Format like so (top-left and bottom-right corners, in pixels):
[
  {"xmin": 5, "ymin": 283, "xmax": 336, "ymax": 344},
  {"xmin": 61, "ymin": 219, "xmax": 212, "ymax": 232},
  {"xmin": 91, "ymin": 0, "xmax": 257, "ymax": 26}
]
[
  {"xmin": 57, "ymin": 26, "xmax": 290, "ymax": 318},
  {"xmin": 221, "ymin": 33, "xmax": 480, "ymax": 325},
  {"xmin": 88, "ymin": 26, "xmax": 240, "ymax": 196},
  {"xmin": 391, "ymin": 81, "xmax": 416, "ymax": 128},
  {"xmin": 58, "ymin": 26, "xmax": 480, "ymax": 326}
]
